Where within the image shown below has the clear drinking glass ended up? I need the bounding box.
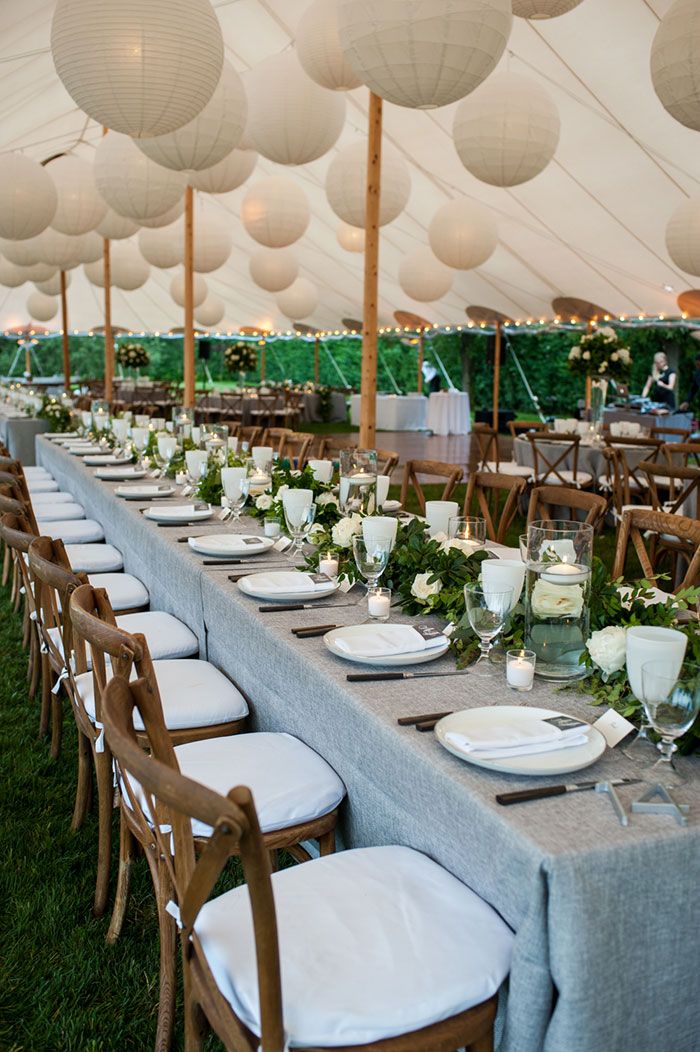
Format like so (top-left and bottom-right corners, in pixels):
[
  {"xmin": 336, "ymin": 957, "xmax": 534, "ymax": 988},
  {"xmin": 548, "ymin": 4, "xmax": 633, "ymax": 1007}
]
[
  {"xmin": 131, "ymin": 426, "xmax": 149, "ymax": 468},
  {"xmin": 157, "ymin": 434, "xmax": 177, "ymax": 475},
  {"xmin": 222, "ymin": 475, "xmax": 249, "ymax": 522},
  {"xmin": 464, "ymin": 584, "xmax": 514, "ymax": 675},
  {"xmin": 352, "ymin": 536, "xmax": 390, "ymax": 591},
  {"xmin": 204, "ymin": 424, "xmax": 229, "ymax": 464},
  {"xmin": 639, "ymin": 662, "xmax": 699, "ymax": 786},
  {"xmin": 283, "ymin": 498, "xmax": 316, "ymax": 556},
  {"xmin": 185, "ymin": 450, "xmax": 209, "ymax": 491},
  {"xmin": 339, "ymin": 449, "xmax": 377, "ymax": 515}
]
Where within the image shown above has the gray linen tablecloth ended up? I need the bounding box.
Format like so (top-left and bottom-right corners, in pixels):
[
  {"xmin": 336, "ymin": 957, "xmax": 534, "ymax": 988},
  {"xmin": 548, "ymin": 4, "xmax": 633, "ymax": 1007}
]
[
  {"xmin": 513, "ymin": 436, "xmax": 650, "ymax": 485},
  {"xmin": 36, "ymin": 436, "xmax": 700, "ymax": 1052},
  {"xmin": 0, "ymin": 411, "xmax": 49, "ymax": 465}
]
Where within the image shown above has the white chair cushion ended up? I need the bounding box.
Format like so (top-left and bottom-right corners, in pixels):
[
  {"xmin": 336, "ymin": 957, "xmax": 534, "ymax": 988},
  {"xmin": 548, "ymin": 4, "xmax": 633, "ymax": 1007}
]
[
  {"xmin": 33, "ymin": 502, "xmax": 85, "ymax": 522},
  {"xmin": 536, "ymin": 470, "xmax": 593, "ymax": 486},
  {"xmin": 24, "ymin": 467, "xmax": 53, "ymax": 478},
  {"xmin": 29, "ymin": 490, "xmax": 75, "ymax": 504},
  {"xmin": 87, "ymin": 573, "xmax": 149, "ymax": 611},
  {"xmin": 65, "ymin": 544, "xmax": 124, "ymax": 573},
  {"xmin": 74, "ymin": 658, "xmax": 248, "ymax": 730},
  {"xmin": 483, "ymin": 461, "xmax": 533, "ymax": 479},
  {"xmin": 26, "ymin": 479, "xmax": 59, "ymax": 493},
  {"xmin": 196, "ymin": 845, "xmax": 513, "ymax": 1047},
  {"xmin": 116, "ymin": 611, "xmax": 198, "ymax": 659},
  {"xmin": 42, "ymin": 519, "xmax": 105, "ymax": 544}
]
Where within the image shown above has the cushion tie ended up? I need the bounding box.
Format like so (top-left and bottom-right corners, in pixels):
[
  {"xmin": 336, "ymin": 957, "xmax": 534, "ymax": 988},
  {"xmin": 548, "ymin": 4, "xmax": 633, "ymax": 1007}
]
[
  {"xmin": 165, "ymin": 900, "xmax": 183, "ymax": 930},
  {"xmin": 94, "ymin": 721, "xmax": 105, "ymax": 753},
  {"xmin": 51, "ymin": 667, "xmax": 70, "ymax": 696}
]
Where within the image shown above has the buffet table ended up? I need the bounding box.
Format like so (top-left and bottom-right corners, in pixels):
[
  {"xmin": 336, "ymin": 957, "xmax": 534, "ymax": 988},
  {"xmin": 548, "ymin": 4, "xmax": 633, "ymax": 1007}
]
[
  {"xmin": 426, "ymin": 390, "xmax": 471, "ymax": 435},
  {"xmin": 35, "ymin": 435, "xmax": 700, "ymax": 1052},
  {"xmin": 350, "ymin": 394, "xmax": 427, "ymax": 431},
  {"xmin": 0, "ymin": 409, "xmax": 49, "ymax": 465}
]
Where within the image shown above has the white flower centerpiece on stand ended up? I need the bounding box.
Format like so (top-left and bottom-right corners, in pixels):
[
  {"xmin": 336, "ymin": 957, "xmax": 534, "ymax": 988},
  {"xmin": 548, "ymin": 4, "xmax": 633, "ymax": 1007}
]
[{"xmin": 567, "ymin": 325, "xmax": 632, "ymax": 433}]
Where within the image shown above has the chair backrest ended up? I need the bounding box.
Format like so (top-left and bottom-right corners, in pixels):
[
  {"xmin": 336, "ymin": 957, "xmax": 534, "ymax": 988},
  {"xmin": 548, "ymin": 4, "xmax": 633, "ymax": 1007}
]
[
  {"xmin": 278, "ymin": 431, "xmax": 314, "ymax": 468},
  {"xmin": 0, "ymin": 463, "xmax": 32, "ymax": 504},
  {"xmin": 27, "ymin": 535, "xmax": 87, "ymax": 674},
  {"xmin": 604, "ymin": 438, "xmax": 662, "ymax": 512},
  {"xmin": 507, "ymin": 420, "xmax": 547, "ymax": 439},
  {"xmin": 527, "ymin": 485, "xmax": 608, "ymax": 529},
  {"xmin": 261, "ymin": 427, "xmax": 293, "ymax": 451},
  {"xmin": 399, "ymin": 459, "xmax": 464, "ymax": 513},
  {"xmin": 650, "ymin": 425, "xmax": 691, "ymax": 443},
  {"xmin": 236, "ymin": 425, "xmax": 263, "ymax": 447},
  {"xmin": 220, "ymin": 391, "xmax": 245, "ymax": 418},
  {"xmin": 663, "ymin": 441, "xmax": 700, "ymax": 470},
  {"xmin": 464, "ymin": 471, "xmax": 526, "ymax": 544},
  {"xmin": 613, "ymin": 508, "xmax": 700, "ymax": 589},
  {"xmin": 527, "ymin": 433, "xmax": 581, "ymax": 485},
  {"xmin": 316, "ymin": 434, "xmax": 356, "ymax": 460},
  {"xmin": 638, "ymin": 459, "xmax": 700, "ymax": 518},
  {"xmin": 0, "ymin": 484, "xmax": 38, "ymax": 533},
  {"xmin": 471, "ymin": 423, "xmax": 500, "ymax": 470},
  {"xmin": 101, "ymin": 673, "xmax": 285, "ymax": 1049},
  {"xmin": 375, "ymin": 448, "xmax": 399, "ymax": 476}
]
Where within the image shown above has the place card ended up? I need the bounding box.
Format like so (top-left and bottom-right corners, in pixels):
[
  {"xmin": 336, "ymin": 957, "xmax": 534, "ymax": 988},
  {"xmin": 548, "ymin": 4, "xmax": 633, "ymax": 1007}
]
[
  {"xmin": 309, "ymin": 572, "xmax": 332, "ymax": 584},
  {"xmin": 273, "ymin": 536, "xmax": 293, "ymax": 552},
  {"xmin": 413, "ymin": 624, "xmax": 444, "ymax": 642},
  {"xmin": 242, "ymin": 536, "xmax": 264, "ymax": 545},
  {"xmin": 541, "ymin": 715, "xmax": 588, "ymax": 734},
  {"xmin": 592, "ymin": 708, "xmax": 637, "ymax": 748}
]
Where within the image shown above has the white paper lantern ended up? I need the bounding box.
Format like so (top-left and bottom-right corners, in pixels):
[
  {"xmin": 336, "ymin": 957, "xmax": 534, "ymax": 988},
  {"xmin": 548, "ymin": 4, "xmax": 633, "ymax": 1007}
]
[
  {"xmin": 192, "ymin": 203, "xmax": 233, "ymax": 273},
  {"xmin": 26, "ymin": 291, "xmax": 58, "ymax": 322},
  {"xmin": 83, "ymin": 260, "xmax": 105, "ymax": 287},
  {"xmin": 170, "ymin": 271, "xmax": 208, "ymax": 308},
  {"xmin": 194, "ymin": 294, "xmax": 225, "ymax": 327},
  {"xmin": 139, "ymin": 199, "xmax": 185, "ymax": 229},
  {"xmin": 0, "ymin": 153, "xmax": 57, "ymax": 240},
  {"xmin": 326, "ymin": 140, "xmax": 410, "ymax": 227},
  {"xmin": 188, "ymin": 148, "xmax": 258, "ymax": 194},
  {"xmin": 42, "ymin": 230, "xmax": 102, "ymax": 269},
  {"xmin": 97, "ymin": 209, "xmax": 140, "ymax": 240},
  {"xmin": 137, "ymin": 62, "xmax": 247, "ymax": 171},
  {"xmin": 399, "ymin": 247, "xmax": 453, "ymax": 301},
  {"xmin": 246, "ymin": 51, "xmax": 346, "ymax": 165},
  {"xmin": 19, "ymin": 262, "xmax": 58, "ymax": 283},
  {"xmin": 50, "ymin": 0, "xmax": 223, "ymax": 138},
  {"xmin": 337, "ymin": 0, "xmax": 512, "ymax": 109},
  {"xmin": 35, "ymin": 271, "xmax": 71, "ymax": 296},
  {"xmin": 0, "ymin": 257, "xmax": 30, "ymax": 287},
  {"xmin": 138, "ymin": 221, "xmax": 183, "ymax": 269},
  {"xmin": 666, "ymin": 198, "xmax": 700, "ymax": 274},
  {"xmin": 453, "ymin": 72, "xmax": 560, "ymax": 187},
  {"xmin": 249, "ymin": 248, "xmax": 299, "ymax": 292},
  {"xmin": 512, "ymin": 0, "xmax": 584, "ymax": 17},
  {"xmin": 296, "ymin": 0, "xmax": 363, "ymax": 90},
  {"xmin": 94, "ymin": 133, "xmax": 187, "ymax": 222},
  {"xmin": 276, "ymin": 277, "xmax": 318, "ymax": 320},
  {"xmin": 429, "ymin": 198, "xmax": 497, "ymax": 269},
  {"xmin": 652, "ymin": 0, "xmax": 700, "ymax": 133},
  {"xmin": 0, "ymin": 235, "xmax": 45, "ymax": 267},
  {"xmin": 47, "ymin": 155, "xmax": 107, "ymax": 235},
  {"xmin": 110, "ymin": 242, "xmax": 151, "ymax": 290},
  {"xmin": 337, "ymin": 222, "xmax": 365, "ymax": 252},
  {"xmin": 241, "ymin": 177, "xmax": 311, "ymax": 248}
]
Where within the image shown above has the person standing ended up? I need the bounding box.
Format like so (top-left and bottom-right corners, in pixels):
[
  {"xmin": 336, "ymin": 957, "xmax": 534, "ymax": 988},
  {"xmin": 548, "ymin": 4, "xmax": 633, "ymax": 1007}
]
[
  {"xmin": 641, "ymin": 351, "xmax": 677, "ymax": 409},
  {"xmin": 680, "ymin": 353, "xmax": 700, "ymax": 412}
]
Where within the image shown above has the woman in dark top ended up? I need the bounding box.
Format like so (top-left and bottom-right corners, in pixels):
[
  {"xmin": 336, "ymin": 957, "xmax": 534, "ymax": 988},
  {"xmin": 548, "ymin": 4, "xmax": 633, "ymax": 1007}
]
[{"xmin": 642, "ymin": 351, "xmax": 677, "ymax": 409}]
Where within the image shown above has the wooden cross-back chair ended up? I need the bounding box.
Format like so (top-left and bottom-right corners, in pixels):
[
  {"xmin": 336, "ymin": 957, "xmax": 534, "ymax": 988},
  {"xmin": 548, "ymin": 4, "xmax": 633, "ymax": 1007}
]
[
  {"xmin": 0, "ymin": 466, "xmax": 34, "ymax": 515},
  {"xmin": 463, "ymin": 472, "xmax": 526, "ymax": 545},
  {"xmin": 663, "ymin": 441, "xmax": 700, "ymax": 470},
  {"xmin": 316, "ymin": 439, "xmax": 400, "ymax": 478},
  {"xmin": 526, "ymin": 432, "xmax": 592, "ymax": 489},
  {"xmin": 260, "ymin": 426, "xmax": 293, "ymax": 452},
  {"xmin": 527, "ymin": 485, "xmax": 608, "ymax": 531},
  {"xmin": 278, "ymin": 431, "xmax": 314, "ymax": 469},
  {"xmin": 102, "ymin": 672, "xmax": 508, "ymax": 1052},
  {"xmin": 248, "ymin": 393, "xmax": 283, "ymax": 430},
  {"xmin": 638, "ymin": 460, "xmax": 700, "ymax": 517},
  {"xmin": 506, "ymin": 420, "xmax": 548, "ymax": 439},
  {"xmin": 612, "ymin": 508, "xmax": 700, "ymax": 591},
  {"xmin": 603, "ymin": 437, "xmax": 663, "ymax": 516},
  {"xmin": 235, "ymin": 425, "xmax": 263, "ymax": 448},
  {"xmin": 400, "ymin": 459, "xmax": 464, "ymax": 514},
  {"xmin": 649, "ymin": 424, "xmax": 691, "ymax": 444},
  {"xmin": 471, "ymin": 423, "xmax": 532, "ymax": 481},
  {"xmin": 219, "ymin": 391, "xmax": 246, "ymax": 423},
  {"xmin": 0, "ymin": 512, "xmax": 42, "ymax": 696}
]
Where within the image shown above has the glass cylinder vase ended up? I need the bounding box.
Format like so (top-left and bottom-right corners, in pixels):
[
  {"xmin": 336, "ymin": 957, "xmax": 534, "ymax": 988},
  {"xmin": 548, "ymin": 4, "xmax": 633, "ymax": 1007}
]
[
  {"xmin": 589, "ymin": 377, "xmax": 608, "ymax": 435},
  {"xmin": 339, "ymin": 449, "xmax": 377, "ymax": 516},
  {"xmin": 524, "ymin": 520, "xmax": 594, "ymax": 681}
]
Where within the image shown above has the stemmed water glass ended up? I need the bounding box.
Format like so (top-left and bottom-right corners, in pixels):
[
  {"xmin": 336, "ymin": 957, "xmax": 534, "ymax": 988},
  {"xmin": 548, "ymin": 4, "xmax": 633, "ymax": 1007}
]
[
  {"xmin": 221, "ymin": 471, "xmax": 250, "ymax": 523},
  {"xmin": 282, "ymin": 491, "xmax": 316, "ymax": 558},
  {"xmin": 464, "ymin": 584, "xmax": 513, "ymax": 676},
  {"xmin": 185, "ymin": 450, "xmax": 209, "ymax": 495},
  {"xmin": 157, "ymin": 434, "xmax": 177, "ymax": 477},
  {"xmin": 131, "ymin": 426, "xmax": 149, "ymax": 469},
  {"xmin": 352, "ymin": 536, "xmax": 390, "ymax": 592},
  {"xmin": 639, "ymin": 661, "xmax": 700, "ymax": 786}
]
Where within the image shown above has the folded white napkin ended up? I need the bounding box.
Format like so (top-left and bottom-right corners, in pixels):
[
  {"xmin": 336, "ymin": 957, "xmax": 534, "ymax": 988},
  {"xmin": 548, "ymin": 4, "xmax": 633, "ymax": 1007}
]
[
  {"xmin": 251, "ymin": 572, "xmax": 331, "ymax": 595},
  {"xmin": 334, "ymin": 624, "xmax": 446, "ymax": 658},
  {"xmin": 445, "ymin": 731, "xmax": 587, "ymax": 760}
]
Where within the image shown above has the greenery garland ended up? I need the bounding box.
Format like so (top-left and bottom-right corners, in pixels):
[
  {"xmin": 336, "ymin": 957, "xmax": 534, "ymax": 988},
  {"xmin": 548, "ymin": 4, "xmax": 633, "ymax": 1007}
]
[{"xmin": 37, "ymin": 397, "xmax": 72, "ymax": 432}]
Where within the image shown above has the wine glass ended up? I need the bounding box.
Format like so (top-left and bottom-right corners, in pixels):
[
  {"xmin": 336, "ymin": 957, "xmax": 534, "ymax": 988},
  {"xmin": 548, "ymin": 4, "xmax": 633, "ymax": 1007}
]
[
  {"xmin": 185, "ymin": 450, "xmax": 209, "ymax": 494},
  {"xmin": 639, "ymin": 662, "xmax": 699, "ymax": 786},
  {"xmin": 464, "ymin": 584, "xmax": 513, "ymax": 675},
  {"xmin": 157, "ymin": 434, "xmax": 177, "ymax": 476},
  {"xmin": 131, "ymin": 426, "xmax": 149, "ymax": 469},
  {"xmin": 282, "ymin": 492, "xmax": 316, "ymax": 557},
  {"xmin": 352, "ymin": 536, "xmax": 390, "ymax": 592},
  {"xmin": 221, "ymin": 472, "xmax": 249, "ymax": 523}
]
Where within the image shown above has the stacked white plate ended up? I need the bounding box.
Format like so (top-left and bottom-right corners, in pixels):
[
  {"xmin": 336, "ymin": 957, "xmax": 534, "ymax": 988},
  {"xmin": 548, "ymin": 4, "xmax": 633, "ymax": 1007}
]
[
  {"xmin": 143, "ymin": 504, "xmax": 213, "ymax": 524},
  {"xmin": 238, "ymin": 571, "xmax": 338, "ymax": 601},
  {"xmin": 95, "ymin": 466, "xmax": 147, "ymax": 481},
  {"xmin": 115, "ymin": 483, "xmax": 176, "ymax": 500},
  {"xmin": 187, "ymin": 534, "xmax": 274, "ymax": 559},
  {"xmin": 68, "ymin": 445, "xmax": 104, "ymax": 456},
  {"xmin": 324, "ymin": 624, "xmax": 449, "ymax": 666},
  {"xmin": 83, "ymin": 454, "xmax": 125, "ymax": 466}
]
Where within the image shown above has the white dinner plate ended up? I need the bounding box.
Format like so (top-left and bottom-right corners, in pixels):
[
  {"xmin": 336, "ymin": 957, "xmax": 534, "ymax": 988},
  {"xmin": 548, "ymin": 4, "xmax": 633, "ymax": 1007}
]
[
  {"xmin": 47, "ymin": 431, "xmax": 78, "ymax": 440},
  {"xmin": 238, "ymin": 572, "xmax": 339, "ymax": 602},
  {"xmin": 69, "ymin": 445, "xmax": 104, "ymax": 455},
  {"xmin": 95, "ymin": 467, "xmax": 147, "ymax": 481},
  {"xmin": 187, "ymin": 534, "xmax": 275, "ymax": 558},
  {"xmin": 115, "ymin": 484, "xmax": 176, "ymax": 500},
  {"xmin": 435, "ymin": 706, "xmax": 606, "ymax": 777},
  {"xmin": 143, "ymin": 504, "xmax": 213, "ymax": 524},
  {"xmin": 324, "ymin": 625, "xmax": 450, "ymax": 667},
  {"xmin": 83, "ymin": 454, "xmax": 125, "ymax": 466}
]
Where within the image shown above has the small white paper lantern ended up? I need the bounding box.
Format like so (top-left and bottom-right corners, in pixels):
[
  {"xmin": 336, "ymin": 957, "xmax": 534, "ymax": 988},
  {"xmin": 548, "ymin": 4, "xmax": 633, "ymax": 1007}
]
[
  {"xmin": 0, "ymin": 153, "xmax": 57, "ymax": 240},
  {"xmin": 83, "ymin": 260, "xmax": 105, "ymax": 287},
  {"xmin": 453, "ymin": 72, "xmax": 560, "ymax": 187},
  {"xmin": 337, "ymin": 0, "xmax": 513, "ymax": 109},
  {"xmin": 326, "ymin": 140, "xmax": 410, "ymax": 228},
  {"xmin": 0, "ymin": 236, "xmax": 45, "ymax": 267},
  {"xmin": 249, "ymin": 248, "xmax": 299, "ymax": 292},
  {"xmin": 139, "ymin": 199, "xmax": 185, "ymax": 229},
  {"xmin": 512, "ymin": 0, "xmax": 583, "ymax": 16},
  {"xmin": 47, "ymin": 155, "xmax": 107, "ymax": 235},
  {"xmin": 26, "ymin": 291, "xmax": 58, "ymax": 322},
  {"xmin": 97, "ymin": 209, "xmax": 140, "ymax": 240},
  {"xmin": 188, "ymin": 148, "xmax": 258, "ymax": 194},
  {"xmin": 429, "ymin": 198, "xmax": 497, "ymax": 269},
  {"xmin": 399, "ymin": 247, "xmax": 453, "ymax": 302},
  {"xmin": 17, "ymin": 262, "xmax": 58, "ymax": 283},
  {"xmin": 246, "ymin": 51, "xmax": 346, "ymax": 165},
  {"xmin": 42, "ymin": 230, "xmax": 103, "ymax": 269},
  {"xmin": 170, "ymin": 271, "xmax": 208, "ymax": 308},
  {"xmin": 94, "ymin": 132, "xmax": 186, "ymax": 222},
  {"xmin": 137, "ymin": 62, "xmax": 247, "ymax": 171},
  {"xmin": 666, "ymin": 198, "xmax": 700, "ymax": 274},
  {"xmin": 194, "ymin": 294, "xmax": 225, "ymax": 327},
  {"xmin": 109, "ymin": 242, "xmax": 151, "ymax": 290},
  {"xmin": 50, "ymin": 0, "xmax": 224, "ymax": 138},
  {"xmin": 276, "ymin": 277, "xmax": 318, "ymax": 320},
  {"xmin": 0, "ymin": 257, "xmax": 30, "ymax": 287},
  {"xmin": 241, "ymin": 177, "xmax": 311, "ymax": 248},
  {"xmin": 138, "ymin": 221, "xmax": 183, "ymax": 269},
  {"xmin": 35, "ymin": 271, "xmax": 71, "ymax": 296},
  {"xmin": 652, "ymin": 0, "xmax": 700, "ymax": 133},
  {"xmin": 192, "ymin": 203, "xmax": 233, "ymax": 273},
  {"xmin": 337, "ymin": 222, "xmax": 365, "ymax": 252},
  {"xmin": 296, "ymin": 0, "xmax": 363, "ymax": 90}
]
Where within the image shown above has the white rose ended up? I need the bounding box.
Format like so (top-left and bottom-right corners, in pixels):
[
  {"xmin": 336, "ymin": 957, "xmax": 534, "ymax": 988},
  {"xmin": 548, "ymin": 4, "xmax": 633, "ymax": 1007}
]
[
  {"xmin": 531, "ymin": 579, "xmax": 584, "ymax": 619},
  {"xmin": 437, "ymin": 532, "xmax": 480, "ymax": 556},
  {"xmin": 307, "ymin": 523, "xmax": 326, "ymax": 545},
  {"xmin": 587, "ymin": 626, "xmax": 627, "ymax": 677},
  {"xmin": 331, "ymin": 514, "xmax": 362, "ymax": 548},
  {"xmin": 582, "ymin": 350, "xmax": 591, "ymax": 361},
  {"xmin": 411, "ymin": 572, "xmax": 443, "ymax": 602},
  {"xmin": 276, "ymin": 484, "xmax": 289, "ymax": 499},
  {"xmin": 610, "ymin": 351, "xmax": 618, "ymax": 361},
  {"xmin": 599, "ymin": 326, "xmax": 616, "ymax": 340},
  {"xmin": 255, "ymin": 493, "xmax": 273, "ymax": 511},
  {"xmin": 316, "ymin": 492, "xmax": 339, "ymax": 508},
  {"xmin": 598, "ymin": 363, "xmax": 608, "ymax": 373},
  {"xmin": 569, "ymin": 347, "xmax": 581, "ymax": 359}
]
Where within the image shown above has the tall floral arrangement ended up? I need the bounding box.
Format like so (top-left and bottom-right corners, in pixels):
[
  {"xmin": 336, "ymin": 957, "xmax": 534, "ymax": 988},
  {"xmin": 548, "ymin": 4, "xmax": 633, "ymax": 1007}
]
[
  {"xmin": 224, "ymin": 342, "xmax": 257, "ymax": 374},
  {"xmin": 567, "ymin": 326, "xmax": 632, "ymax": 382},
  {"xmin": 116, "ymin": 343, "xmax": 150, "ymax": 369},
  {"xmin": 37, "ymin": 396, "xmax": 72, "ymax": 432}
]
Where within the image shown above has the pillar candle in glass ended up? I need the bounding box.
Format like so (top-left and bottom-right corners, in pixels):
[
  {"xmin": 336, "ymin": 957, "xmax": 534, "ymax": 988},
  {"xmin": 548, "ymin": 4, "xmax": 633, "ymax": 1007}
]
[
  {"xmin": 339, "ymin": 449, "xmax": 377, "ymax": 515},
  {"xmin": 506, "ymin": 650, "xmax": 536, "ymax": 692}
]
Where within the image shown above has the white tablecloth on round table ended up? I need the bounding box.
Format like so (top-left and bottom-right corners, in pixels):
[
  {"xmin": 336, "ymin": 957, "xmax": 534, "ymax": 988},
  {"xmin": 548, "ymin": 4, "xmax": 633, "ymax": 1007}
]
[
  {"xmin": 349, "ymin": 394, "xmax": 427, "ymax": 431},
  {"xmin": 426, "ymin": 391, "xmax": 471, "ymax": 436}
]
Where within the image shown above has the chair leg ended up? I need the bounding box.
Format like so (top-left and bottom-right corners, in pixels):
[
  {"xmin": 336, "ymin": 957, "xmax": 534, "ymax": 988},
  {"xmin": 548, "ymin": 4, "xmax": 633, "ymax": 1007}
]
[
  {"xmin": 22, "ymin": 601, "xmax": 30, "ymax": 648},
  {"xmin": 1, "ymin": 545, "xmax": 9, "ymax": 587},
  {"xmin": 183, "ymin": 959, "xmax": 206, "ymax": 1052},
  {"xmin": 72, "ymin": 729, "xmax": 93, "ymax": 831},
  {"xmin": 29, "ymin": 631, "xmax": 40, "ymax": 697},
  {"xmin": 93, "ymin": 747, "xmax": 114, "ymax": 917},
  {"xmin": 39, "ymin": 652, "xmax": 51, "ymax": 739},
  {"xmin": 11, "ymin": 561, "xmax": 20, "ymax": 611},
  {"xmin": 469, "ymin": 1030, "xmax": 494, "ymax": 1052},
  {"xmin": 154, "ymin": 857, "xmax": 178, "ymax": 1052},
  {"xmin": 50, "ymin": 685, "xmax": 63, "ymax": 760},
  {"xmin": 318, "ymin": 828, "xmax": 336, "ymax": 856},
  {"xmin": 106, "ymin": 813, "xmax": 136, "ymax": 944}
]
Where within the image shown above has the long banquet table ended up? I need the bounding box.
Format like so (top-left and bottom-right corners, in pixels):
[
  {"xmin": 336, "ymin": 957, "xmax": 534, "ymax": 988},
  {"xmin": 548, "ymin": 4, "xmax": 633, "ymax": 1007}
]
[
  {"xmin": 36, "ymin": 434, "xmax": 700, "ymax": 1052},
  {"xmin": 0, "ymin": 408, "xmax": 49, "ymax": 465}
]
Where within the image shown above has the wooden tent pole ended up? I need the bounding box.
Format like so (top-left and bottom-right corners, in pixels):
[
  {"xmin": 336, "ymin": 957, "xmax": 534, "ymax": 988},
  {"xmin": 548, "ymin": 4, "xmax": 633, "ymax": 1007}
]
[
  {"xmin": 585, "ymin": 319, "xmax": 593, "ymax": 411},
  {"xmin": 183, "ymin": 186, "xmax": 195, "ymax": 408},
  {"xmin": 59, "ymin": 270, "xmax": 70, "ymax": 391},
  {"xmin": 314, "ymin": 336, "xmax": 320, "ymax": 385},
  {"xmin": 103, "ymin": 241, "xmax": 113, "ymax": 400},
  {"xmin": 359, "ymin": 91, "xmax": 382, "ymax": 449},
  {"xmin": 260, "ymin": 340, "xmax": 266, "ymax": 382},
  {"xmin": 492, "ymin": 320, "xmax": 501, "ymax": 433},
  {"xmin": 417, "ymin": 332, "xmax": 424, "ymax": 394}
]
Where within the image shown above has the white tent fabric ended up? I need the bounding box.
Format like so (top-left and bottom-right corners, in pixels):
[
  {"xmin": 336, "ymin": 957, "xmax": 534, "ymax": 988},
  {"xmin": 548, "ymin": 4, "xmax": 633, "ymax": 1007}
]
[{"xmin": 0, "ymin": 0, "xmax": 696, "ymax": 335}]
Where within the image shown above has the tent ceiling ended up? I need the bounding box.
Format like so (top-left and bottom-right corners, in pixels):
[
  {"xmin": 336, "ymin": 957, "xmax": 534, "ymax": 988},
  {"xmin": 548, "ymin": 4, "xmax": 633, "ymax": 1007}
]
[{"xmin": 0, "ymin": 0, "xmax": 696, "ymax": 336}]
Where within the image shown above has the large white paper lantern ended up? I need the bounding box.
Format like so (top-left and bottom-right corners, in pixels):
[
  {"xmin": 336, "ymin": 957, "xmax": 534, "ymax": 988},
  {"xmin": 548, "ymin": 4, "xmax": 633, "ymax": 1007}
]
[
  {"xmin": 241, "ymin": 177, "xmax": 310, "ymax": 248},
  {"xmin": 47, "ymin": 155, "xmax": 107, "ymax": 235},
  {"xmin": 41, "ymin": 230, "xmax": 102, "ymax": 269},
  {"xmin": 192, "ymin": 203, "xmax": 233, "ymax": 273},
  {"xmin": 429, "ymin": 198, "xmax": 497, "ymax": 269},
  {"xmin": 170, "ymin": 271, "xmax": 208, "ymax": 308},
  {"xmin": 246, "ymin": 51, "xmax": 346, "ymax": 165},
  {"xmin": 139, "ymin": 199, "xmax": 185, "ymax": 229},
  {"xmin": 512, "ymin": 0, "xmax": 584, "ymax": 16},
  {"xmin": 110, "ymin": 242, "xmax": 150, "ymax": 290},
  {"xmin": 83, "ymin": 260, "xmax": 105, "ymax": 287},
  {"xmin": 94, "ymin": 133, "xmax": 186, "ymax": 222},
  {"xmin": 277, "ymin": 277, "xmax": 318, "ymax": 320},
  {"xmin": 50, "ymin": 0, "xmax": 223, "ymax": 138},
  {"xmin": 13, "ymin": 262, "xmax": 57, "ymax": 284},
  {"xmin": 0, "ymin": 258, "xmax": 30, "ymax": 287},
  {"xmin": 453, "ymin": 72, "xmax": 559, "ymax": 187},
  {"xmin": 337, "ymin": 222, "xmax": 365, "ymax": 252},
  {"xmin": 139, "ymin": 221, "xmax": 183, "ymax": 269},
  {"xmin": 399, "ymin": 247, "xmax": 453, "ymax": 301},
  {"xmin": 0, "ymin": 235, "xmax": 45, "ymax": 267},
  {"xmin": 0, "ymin": 153, "xmax": 57, "ymax": 240},
  {"xmin": 26, "ymin": 291, "xmax": 58, "ymax": 322},
  {"xmin": 137, "ymin": 62, "xmax": 247, "ymax": 171},
  {"xmin": 326, "ymin": 140, "xmax": 410, "ymax": 227},
  {"xmin": 666, "ymin": 198, "xmax": 700, "ymax": 274},
  {"xmin": 337, "ymin": 0, "xmax": 512, "ymax": 109},
  {"xmin": 296, "ymin": 0, "xmax": 363, "ymax": 90},
  {"xmin": 652, "ymin": 0, "xmax": 700, "ymax": 133},
  {"xmin": 35, "ymin": 271, "xmax": 71, "ymax": 296},
  {"xmin": 249, "ymin": 248, "xmax": 299, "ymax": 292},
  {"xmin": 188, "ymin": 148, "xmax": 258, "ymax": 194},
  {"xmin": 97, "ymin": 209, "xmax": 140, "ymax": 240},
  {"xmin": 194, "ymin": 294, "xmax": 225, "ymax": 327}
]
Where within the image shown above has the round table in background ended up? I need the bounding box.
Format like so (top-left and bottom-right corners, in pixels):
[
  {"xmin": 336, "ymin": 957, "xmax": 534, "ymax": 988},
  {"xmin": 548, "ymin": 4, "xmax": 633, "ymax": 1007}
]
[{"xmin": 426, "ymin": 390, "xmax": 471, "ymax": 436}]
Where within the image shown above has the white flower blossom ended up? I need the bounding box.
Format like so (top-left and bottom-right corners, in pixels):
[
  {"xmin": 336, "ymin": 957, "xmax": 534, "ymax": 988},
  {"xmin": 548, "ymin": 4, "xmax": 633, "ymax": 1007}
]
[
  {"xmin": 331, "ymin": 514, "xmax": 362, "ymax": 548},
  {"xmin": 255, "ymin": 493, "xmax": 273, "ymax": 511},
  {"xmin": 569, "ymin": 347, "xmax": 582, "ymax": 359},
  {"xmin": 411, "ymin": 572, "xmax": 443, "ymax": 602},
  {"xmin": 582, "ymin": 350, "xmax": 591, "ymax": 361},
  {"xmin": 531, "ymin": 579, "xmax": 584, "ymax": 619},
  {"xmin": 315, "ymin": 492, "xmax": 339, "ymax": 508},
  {"xmin": 587, "ymin": 626, "xmax": 627, "ymax": 677}
]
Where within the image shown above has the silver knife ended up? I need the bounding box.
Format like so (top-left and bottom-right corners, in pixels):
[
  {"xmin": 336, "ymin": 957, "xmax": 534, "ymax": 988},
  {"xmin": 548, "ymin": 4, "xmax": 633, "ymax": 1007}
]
[{"xmin": 496, "ymin": 778, "xmax": 640, "ymax": 806}]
